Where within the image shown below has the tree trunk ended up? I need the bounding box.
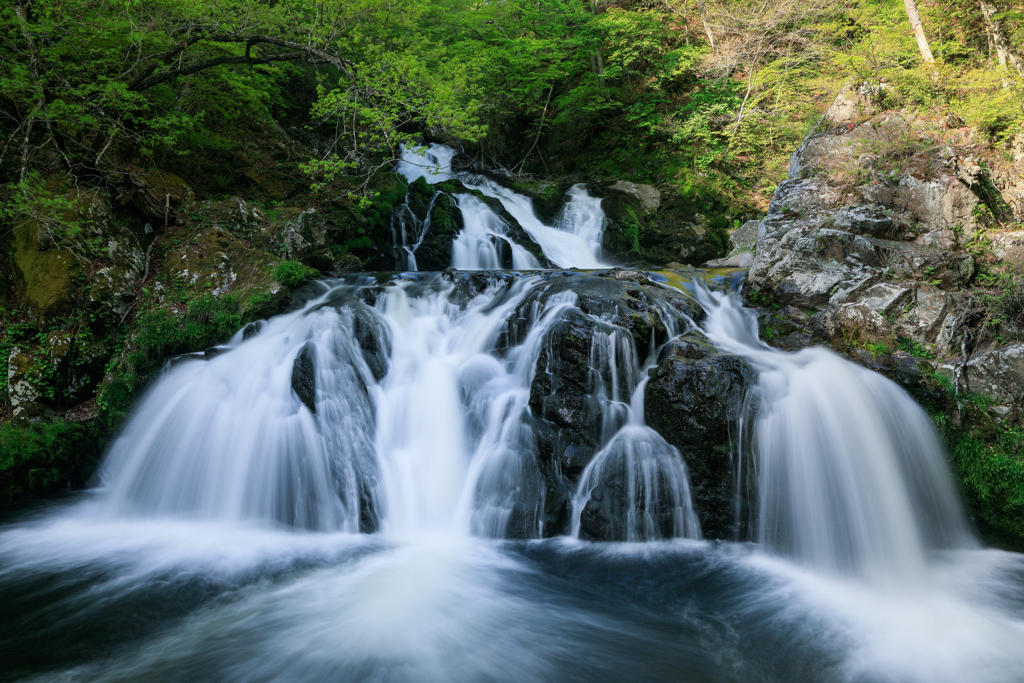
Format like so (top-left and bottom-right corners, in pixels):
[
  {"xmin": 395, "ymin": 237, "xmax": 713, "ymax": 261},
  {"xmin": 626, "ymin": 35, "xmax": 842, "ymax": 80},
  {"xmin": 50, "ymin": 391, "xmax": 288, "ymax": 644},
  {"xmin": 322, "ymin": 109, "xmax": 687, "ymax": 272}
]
[
  {"xmin": 902, "ymin": 0, "xmax": 935, "ymax": 63},
  {"xmin": 980, "ymin": 0, "xmax": 1024, "ymax": 76}
]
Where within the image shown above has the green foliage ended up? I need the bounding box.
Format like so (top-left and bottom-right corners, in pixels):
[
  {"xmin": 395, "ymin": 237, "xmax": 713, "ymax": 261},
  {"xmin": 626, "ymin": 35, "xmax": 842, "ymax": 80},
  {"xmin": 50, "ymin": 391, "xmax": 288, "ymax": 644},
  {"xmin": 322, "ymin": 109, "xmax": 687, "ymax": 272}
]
[
  {"xmin": 97, "ymin": 295, "xmax": 248, "ymax": 421},
  {"xmin": 937, "ymin": 405, "xmax": 1024, "ymax": 547},
  {"xmin": 0, "ymin": 419, "xmax": 102, "ymax": 501},
  {"xmin": 898, "ymin": 337, "xmax": 937, "ymax": 359},
  {"xmin": 273, "ymin": 261, "xmax": 320, "ymax": 288}
]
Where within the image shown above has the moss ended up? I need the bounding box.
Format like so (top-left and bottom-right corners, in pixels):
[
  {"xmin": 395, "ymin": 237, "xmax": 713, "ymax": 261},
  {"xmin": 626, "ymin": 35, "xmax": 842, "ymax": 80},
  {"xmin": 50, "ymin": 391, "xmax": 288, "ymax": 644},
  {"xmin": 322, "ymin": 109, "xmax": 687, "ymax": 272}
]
[
  {"xmin": 6, "ymin": 215, "xmax": 80, "ymax": 322},
  {"xmin": 0, "ymin": 419, "xmax": 104, "ymax": 501}
]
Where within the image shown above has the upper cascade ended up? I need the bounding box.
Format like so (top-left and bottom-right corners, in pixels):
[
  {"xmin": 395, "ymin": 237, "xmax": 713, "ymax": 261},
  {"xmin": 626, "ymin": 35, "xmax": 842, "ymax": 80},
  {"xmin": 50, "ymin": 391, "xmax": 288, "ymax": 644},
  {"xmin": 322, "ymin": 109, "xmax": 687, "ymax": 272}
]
[{"xmin": 396, "ymin": 144, "xmax": 611, "ymax": 270}]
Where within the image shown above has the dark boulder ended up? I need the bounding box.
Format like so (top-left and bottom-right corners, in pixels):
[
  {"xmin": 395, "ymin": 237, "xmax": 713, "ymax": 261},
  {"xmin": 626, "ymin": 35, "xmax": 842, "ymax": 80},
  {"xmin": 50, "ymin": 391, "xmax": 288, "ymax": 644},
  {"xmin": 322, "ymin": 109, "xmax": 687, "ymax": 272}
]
[
  {"xmin": 644, "ymin": 350, "xmax": 756, "ymax": 540},
  {"xmin": 291, "ymin": 342, "xmax": 317, "ymax": 413}
]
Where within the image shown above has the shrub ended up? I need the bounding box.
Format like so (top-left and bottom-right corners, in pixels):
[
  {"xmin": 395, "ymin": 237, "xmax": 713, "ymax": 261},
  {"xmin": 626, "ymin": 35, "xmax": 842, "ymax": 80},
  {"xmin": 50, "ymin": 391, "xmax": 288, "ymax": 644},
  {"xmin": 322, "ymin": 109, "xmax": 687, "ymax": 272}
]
[{"xmin": 273, "ymin": 260, "xmax": 320, "ymax": 288}]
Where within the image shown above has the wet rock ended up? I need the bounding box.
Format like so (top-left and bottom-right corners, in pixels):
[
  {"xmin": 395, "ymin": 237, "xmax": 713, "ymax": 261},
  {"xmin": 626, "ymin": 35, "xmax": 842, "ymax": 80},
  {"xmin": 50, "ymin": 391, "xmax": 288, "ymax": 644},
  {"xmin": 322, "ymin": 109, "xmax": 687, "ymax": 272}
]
[
  {"xmin": 352, "ymin": 307, "xmax": 390, "ymax": 382},
  {"xmin": 291, "ymin": 342, "xmax": 317, "ymax": 413},
  {"xmin": 407, "ymin": 191, "xmax": 465, "ymax": 272},
  {"xmin": 656, "ymin": 330, "xmax": 717, "ymax": 363},
  {"xmin": 965, "ymin": 343, "xmax": 1024, "ymax": 422},
  {"xmin": 241, "ymin": 321, "xmax": 265, "ymax": 340},
  {"xmin": 644, "ymin": 352, "xmax": 756, "ymax": 540}
]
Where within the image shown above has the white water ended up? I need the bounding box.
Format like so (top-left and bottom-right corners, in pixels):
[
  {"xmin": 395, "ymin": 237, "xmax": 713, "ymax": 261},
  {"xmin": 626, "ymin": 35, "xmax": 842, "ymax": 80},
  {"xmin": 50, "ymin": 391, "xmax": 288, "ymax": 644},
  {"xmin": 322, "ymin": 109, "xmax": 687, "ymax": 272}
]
[
  {"xmin": 396, "ymin": 144, "xmax": 611, "ymax": 270},
  {"xmin": 99, "ymin": 289, "xmax": 381, "ymax": 532},
  {"xmin": 571, "ymin": 377, "xmax": 702, "ymax": 541},
  {"xmin": 451, "ymin": 194, "xmax": 541, "ymax": 270},
  {"xmin": 97, "ymin": 275, "xmax": 696, "ymax": 543},
  {"xmin": 4, "ymin": 273, "xmax": 1024, "ymax": 682},
  {"xmin": 693, "ymin": 283, "xmax": 974, "ymax": 584}
]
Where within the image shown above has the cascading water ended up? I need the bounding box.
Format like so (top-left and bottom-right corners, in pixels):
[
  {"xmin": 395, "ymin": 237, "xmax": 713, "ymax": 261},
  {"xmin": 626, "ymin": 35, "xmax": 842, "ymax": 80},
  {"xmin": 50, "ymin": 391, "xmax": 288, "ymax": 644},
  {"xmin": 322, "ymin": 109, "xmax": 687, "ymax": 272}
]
[
  {"xmin": 99, "ymin": 289, "xmax": 383, "ymax": 532},
  {"xmin": 4, "ymin": 269, "xmax": 1024, "ymax": 682},
  {"xmin": 396, "ymin": 144, "xmax": 611, "ymax": 270},
  {"xmin": 3, "ymin": 169, "xmax": 1024, "ymax": 683},
  {"xmin": 451, "ymin": 194, "xmax": 541, "ymax": 271},
  {"xmin": 692, "ymin": 282, "xmax": 974, "ymax": 583},
  {"xmin": 572, "ymin": 376, "xmax": 702, "ymax": 542},
  {"xmin": 96, "ymin": 273, "xmax": 698, "ymax": 544}
]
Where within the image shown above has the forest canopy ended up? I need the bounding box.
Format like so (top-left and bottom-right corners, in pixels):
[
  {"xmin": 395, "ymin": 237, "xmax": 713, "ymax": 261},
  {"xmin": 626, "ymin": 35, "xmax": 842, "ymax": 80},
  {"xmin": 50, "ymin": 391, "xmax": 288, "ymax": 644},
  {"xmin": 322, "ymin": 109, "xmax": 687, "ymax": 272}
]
[{"xmin": 2, "ymin": 0, "xmax": 1024, "ymax": 212}]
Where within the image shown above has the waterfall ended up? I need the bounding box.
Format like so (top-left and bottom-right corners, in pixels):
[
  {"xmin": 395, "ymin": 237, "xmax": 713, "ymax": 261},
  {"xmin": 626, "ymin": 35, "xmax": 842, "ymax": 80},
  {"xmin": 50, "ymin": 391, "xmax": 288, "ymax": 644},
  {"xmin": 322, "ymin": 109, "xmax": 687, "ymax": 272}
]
[
  {"xmin": 451, "ymin": 194, "xmax": 541, "ymax": 271},
  {"xmin": 396, "ymin": 144, "xmax": 611, "ymax": 270},
  {"xmin": 97, "ymin": 274, "xmax": 701, "ymax": 542},
  {"xmin": 692, "ymin": 282, "xmax": 974, "ymax": 583},
  {"xmin": 99, "ymin": 287, "xmax": 383, "ymax": 532},
  {"xmin": 571, "ymin": 377, "xmax": 702, "ymax": 542}
]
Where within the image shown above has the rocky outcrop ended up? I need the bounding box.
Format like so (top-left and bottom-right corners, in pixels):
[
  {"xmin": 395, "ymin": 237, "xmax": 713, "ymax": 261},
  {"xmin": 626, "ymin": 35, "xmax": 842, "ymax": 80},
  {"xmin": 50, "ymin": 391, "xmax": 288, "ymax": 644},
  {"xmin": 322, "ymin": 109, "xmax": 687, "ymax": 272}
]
[
  {"xmin": 747, "ymin": 115, "xmax": 985, "ymax": 357},
  {"xmin": 965, "ymin": 343, "xmax": 1024, "ymax": 422},
  {"xmin": 601, "ymin": 185, "xmax": 728, "ymax": 266}
]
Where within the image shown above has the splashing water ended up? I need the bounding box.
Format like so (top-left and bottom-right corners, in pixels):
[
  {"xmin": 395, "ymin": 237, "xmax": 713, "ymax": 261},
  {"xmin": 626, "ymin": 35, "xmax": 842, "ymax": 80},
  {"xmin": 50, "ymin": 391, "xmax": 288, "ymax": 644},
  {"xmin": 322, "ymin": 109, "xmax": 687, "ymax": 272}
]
[{"xmin": 4, "ymin": 272, "xmax": 1024, "ymax": 683}]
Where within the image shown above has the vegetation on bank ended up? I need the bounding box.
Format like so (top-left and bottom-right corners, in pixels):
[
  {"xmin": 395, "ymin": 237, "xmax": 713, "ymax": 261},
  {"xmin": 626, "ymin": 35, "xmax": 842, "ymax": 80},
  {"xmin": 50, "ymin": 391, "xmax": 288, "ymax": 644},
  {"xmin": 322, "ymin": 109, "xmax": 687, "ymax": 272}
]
[{"xmin": 2, "ymin": 0, "xmax": 1024, "ymax": 550}]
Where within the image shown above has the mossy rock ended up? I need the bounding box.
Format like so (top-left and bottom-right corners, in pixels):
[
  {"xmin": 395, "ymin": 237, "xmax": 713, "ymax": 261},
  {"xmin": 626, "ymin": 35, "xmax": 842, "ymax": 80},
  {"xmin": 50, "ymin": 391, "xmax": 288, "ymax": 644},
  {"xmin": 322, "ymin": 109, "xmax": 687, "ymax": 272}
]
[
  {"xmin": 0, "ymin": 418, "xmax": 103, "ymax": 502},
  {"xmin": 601, "ymin": 187, "xmax": 728, "ymax": 267},
  {"xmin": 110, "ymin": 165, "xmax": 195, "ymax": 222},
  {"xmin": 6, "ymin": 212, "xmax": 81, "ymax": 323},
  {"xmin": 160, "ymin": 225, "xmax": 284, "ymax": 310}
]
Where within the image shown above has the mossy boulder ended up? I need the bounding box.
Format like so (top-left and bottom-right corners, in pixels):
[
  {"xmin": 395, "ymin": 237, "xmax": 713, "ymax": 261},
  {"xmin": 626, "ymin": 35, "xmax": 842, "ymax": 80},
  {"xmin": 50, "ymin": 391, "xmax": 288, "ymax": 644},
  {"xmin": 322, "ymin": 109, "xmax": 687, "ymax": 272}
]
[
  {"xmin": 601, "ymin": 186, "xmax": 728, "ymax": 267},
  {"xmin": 159, "ymin": 225, "xmax": 284, "ymax": 312},
  {"xmin": 6, "ymin": 348, "xmax": 44, "ymax": 415},
  {"xmin": 6, "ymin": 211, "xmax": 81, "ymax": 323},
  {"xmin": 110, "ymin": 165, "xmax": 195, "ymax": 223}
]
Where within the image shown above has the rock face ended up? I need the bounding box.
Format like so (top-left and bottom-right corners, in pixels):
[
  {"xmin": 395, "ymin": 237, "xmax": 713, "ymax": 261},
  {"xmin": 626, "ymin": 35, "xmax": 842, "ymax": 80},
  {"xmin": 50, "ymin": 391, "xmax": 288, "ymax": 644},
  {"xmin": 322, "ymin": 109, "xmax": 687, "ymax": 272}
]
[
  {"xmin": 965, "ymin": 343, "xmax": 1024, "ymax": 422},
  {"xmin": 495, "ymin": 271, "xmax": 703, "ymax": 537},
  {"xmin": 644, "ymin": 332, "xmax": 756, "ymax": 540},
  {"xmin": 748, "ymin": 115, "xmax": 982, "ymax": 355},
  {"xmin": 608, "ymin": 181, "xmax": 661, "ymax": 213},
  {"xmin": 601, "ymin": 186, "xmax": 728, "ymax": 266}
]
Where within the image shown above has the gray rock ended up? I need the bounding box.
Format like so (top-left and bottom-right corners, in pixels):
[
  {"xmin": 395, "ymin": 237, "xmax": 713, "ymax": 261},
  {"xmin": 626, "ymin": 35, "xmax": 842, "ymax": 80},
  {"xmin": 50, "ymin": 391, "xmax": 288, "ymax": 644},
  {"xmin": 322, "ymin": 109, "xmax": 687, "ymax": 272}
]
[
  {"xmin": 859, "ymin": 282, "xmax": 913, "ymax": 317},
  {"xmin": 704, "ymin": 251, "xmax": 754, "ymax": 268},
  {"xmin": 896, "ymin": 285, "xmax": 951, "ymax": 343},
  {"xmin": 965, "ymin": 343, "xmax": 1024, "ymax": 421},
  {"xmin": 608, "ymin": 181, "xmax": 661, "ymax": 213},
  {"xmin": 991, "ymin": 231, "xmax": 1024, "ymax": 265},
  {"xmin": 729, "ymin": 220, "xmax": 760, "ymax": 253},
  {"xmin": 814, "ymin": 303, "xmax": 895, "ymax": 343}
]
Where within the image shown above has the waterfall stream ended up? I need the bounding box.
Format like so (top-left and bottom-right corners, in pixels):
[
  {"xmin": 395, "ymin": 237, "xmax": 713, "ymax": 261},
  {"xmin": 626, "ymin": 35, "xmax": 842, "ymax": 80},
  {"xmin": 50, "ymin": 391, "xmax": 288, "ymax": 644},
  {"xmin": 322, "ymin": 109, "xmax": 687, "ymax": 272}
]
[
  {"xmin": 3, "ymin": 172, "xmax": 1024, "ymax": 681},
  {"xmin": 396, "ymin": 144, "xmax": 611, "ymax": 270}
]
